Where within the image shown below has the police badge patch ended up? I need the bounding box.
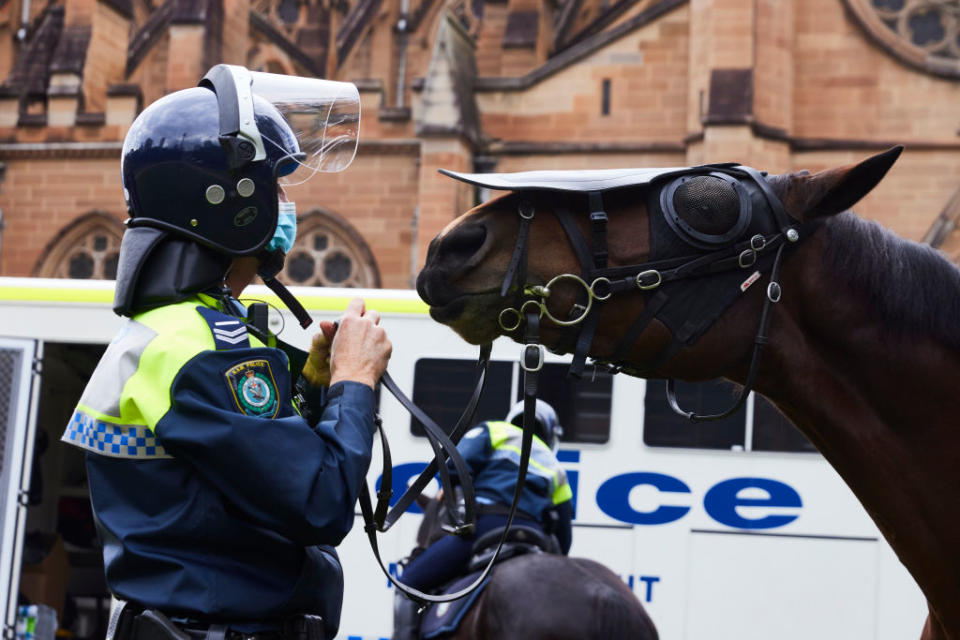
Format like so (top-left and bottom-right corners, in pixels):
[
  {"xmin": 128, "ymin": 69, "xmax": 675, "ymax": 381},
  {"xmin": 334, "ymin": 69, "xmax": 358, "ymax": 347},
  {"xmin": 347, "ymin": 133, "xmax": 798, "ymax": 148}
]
[{"xmin": 225, "ymin": 359, "xmax": 280, "ymax": 418}]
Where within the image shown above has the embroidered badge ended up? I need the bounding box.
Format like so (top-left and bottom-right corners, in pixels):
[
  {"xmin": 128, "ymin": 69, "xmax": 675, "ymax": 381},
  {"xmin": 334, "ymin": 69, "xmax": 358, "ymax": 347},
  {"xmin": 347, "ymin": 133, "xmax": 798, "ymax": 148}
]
[{"xmin": 225, "ymin": 359, "xmax": 280, "ymax": 418}]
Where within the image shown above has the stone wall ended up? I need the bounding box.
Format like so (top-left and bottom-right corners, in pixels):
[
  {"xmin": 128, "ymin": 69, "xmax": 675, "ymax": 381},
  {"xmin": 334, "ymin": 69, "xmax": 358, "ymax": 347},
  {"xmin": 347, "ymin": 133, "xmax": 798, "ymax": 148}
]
[{"xmin": 0, "ymin": 0, "xmax": 958, "ymax": 284}]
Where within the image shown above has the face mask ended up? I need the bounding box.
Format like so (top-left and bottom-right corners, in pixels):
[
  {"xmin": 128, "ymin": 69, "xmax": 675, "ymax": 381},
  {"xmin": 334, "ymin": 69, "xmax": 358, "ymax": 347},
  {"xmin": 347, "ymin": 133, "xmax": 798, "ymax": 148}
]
[{"xmin": 268, "ymin": 200, "xmax": 297, "ymax": 253}]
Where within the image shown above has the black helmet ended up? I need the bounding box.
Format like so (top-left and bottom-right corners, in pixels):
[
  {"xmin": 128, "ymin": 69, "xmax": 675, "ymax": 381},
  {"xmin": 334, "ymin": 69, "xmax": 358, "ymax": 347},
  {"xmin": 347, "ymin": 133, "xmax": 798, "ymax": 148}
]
[
  {"xmin": 506, "ymin": 399, "xmax": 563, "ymax": 450},
  {"xmin": 113, "ymin": 65, "xmax": 359, "ymax": 319},
  {"xmin": 121, "ymin": 86, "xmax": 301, "ymax": 256}
]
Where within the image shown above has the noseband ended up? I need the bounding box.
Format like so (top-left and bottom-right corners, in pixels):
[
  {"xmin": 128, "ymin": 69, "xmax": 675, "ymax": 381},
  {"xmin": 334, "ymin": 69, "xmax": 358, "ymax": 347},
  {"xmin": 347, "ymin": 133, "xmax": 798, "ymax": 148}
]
[{"xmin": 487, "ymin": 163, "xmax": 805, "ymax": 422}]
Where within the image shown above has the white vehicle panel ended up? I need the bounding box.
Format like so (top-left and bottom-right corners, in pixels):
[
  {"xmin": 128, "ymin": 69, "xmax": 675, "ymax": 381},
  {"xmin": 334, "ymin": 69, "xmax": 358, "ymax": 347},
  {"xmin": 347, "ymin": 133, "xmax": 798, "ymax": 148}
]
[{"xmin": 0, "ymin": 278, "xmax": 928, "ymax": 640}]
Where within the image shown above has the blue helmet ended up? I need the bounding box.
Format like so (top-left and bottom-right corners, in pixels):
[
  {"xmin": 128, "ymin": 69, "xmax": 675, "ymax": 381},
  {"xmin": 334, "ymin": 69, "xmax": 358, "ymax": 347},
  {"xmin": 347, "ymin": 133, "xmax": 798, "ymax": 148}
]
[
  {"xmin": 121, "ymin": 84, "xmax": 301, "ymax": 257},
  {"xmin": 506, "ymin": 399, "xmax": 563, "ymax": 449}
]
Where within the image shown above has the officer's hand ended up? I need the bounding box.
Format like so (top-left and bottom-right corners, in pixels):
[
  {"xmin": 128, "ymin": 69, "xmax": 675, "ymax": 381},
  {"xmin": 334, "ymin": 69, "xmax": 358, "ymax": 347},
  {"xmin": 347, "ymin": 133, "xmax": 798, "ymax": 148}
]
[
  {"xmin": 301, "ymin": 332, "xmax": 332, "ymax": 388},
  {"xmin": 326, "ymin": 298, "xmax": 392, "ymax": 389}
]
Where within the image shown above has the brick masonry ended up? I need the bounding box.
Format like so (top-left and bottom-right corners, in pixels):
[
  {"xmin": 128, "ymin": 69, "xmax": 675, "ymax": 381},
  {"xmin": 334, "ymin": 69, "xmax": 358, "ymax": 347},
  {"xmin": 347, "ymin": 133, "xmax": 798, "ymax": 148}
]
[{"xmin": 0, "ymin": 0, "xmax": 957, "ymax": 287}]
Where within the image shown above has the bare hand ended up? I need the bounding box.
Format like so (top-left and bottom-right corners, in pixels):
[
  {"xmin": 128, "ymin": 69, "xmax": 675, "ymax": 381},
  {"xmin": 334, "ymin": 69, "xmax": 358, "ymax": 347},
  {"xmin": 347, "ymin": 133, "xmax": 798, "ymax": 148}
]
[{"xmin": 325, "ymin": 298, "xmax": 392, "ymax": 389}]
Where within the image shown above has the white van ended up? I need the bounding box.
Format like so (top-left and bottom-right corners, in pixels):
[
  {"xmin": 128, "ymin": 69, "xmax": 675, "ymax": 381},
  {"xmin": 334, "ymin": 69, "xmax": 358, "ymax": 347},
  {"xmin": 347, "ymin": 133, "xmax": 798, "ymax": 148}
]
[{"xmin": 0, "ymin": 276, "xmax": 927, "ymax": 640}]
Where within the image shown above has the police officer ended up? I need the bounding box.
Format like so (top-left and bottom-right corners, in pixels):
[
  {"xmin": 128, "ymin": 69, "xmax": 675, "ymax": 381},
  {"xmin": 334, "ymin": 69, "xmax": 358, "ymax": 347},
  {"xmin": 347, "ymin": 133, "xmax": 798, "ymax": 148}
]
[
  {"xmin": 392, "ymin": 399, "xmax": 573, "ymax": 640},
  {"xmin": 60, "ymin": 66, "xmax": 390, "ymax": 640}
]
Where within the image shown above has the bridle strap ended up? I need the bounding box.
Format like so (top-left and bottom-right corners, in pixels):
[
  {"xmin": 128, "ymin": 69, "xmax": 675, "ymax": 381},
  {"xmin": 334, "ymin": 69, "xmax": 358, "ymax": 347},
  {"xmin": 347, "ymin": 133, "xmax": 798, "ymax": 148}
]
[
  {"xmin": 380, "ymin": 344, "xmax": 492, "ymax": 531},
  {"xmin": 665, "ymin": 240, "xmax": 788, "ymax": 421},
  {"xmin": 360, "ymin": 312, "xmax": 542, "ymax": 605},
  {"xmin": 500, "ymin": 200, "xmax": 534, "ymax": 297},
  {"xmin": 377, "ymin": 371, "xmax": 477, "ymax": 533}
]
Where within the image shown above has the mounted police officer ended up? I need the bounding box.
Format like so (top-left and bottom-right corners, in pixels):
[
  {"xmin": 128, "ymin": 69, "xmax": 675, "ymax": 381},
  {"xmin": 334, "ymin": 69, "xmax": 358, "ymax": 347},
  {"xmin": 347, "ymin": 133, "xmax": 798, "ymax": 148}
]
[
  {"xmin": 392, "ymin": 399, "xmax": 573, "ymax": 640},
  {"xmin": 60, "ymin": 65, "xmax": 391, "ymax": 640}
]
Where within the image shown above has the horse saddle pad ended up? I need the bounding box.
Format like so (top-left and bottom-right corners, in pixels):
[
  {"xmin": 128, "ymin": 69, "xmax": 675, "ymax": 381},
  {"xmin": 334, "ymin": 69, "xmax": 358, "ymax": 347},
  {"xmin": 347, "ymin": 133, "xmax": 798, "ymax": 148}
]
[
  {"xmin": 439, "ymin": 163, "xmax": 738, "ymax": 193},
  {"xmin": 418, "ymin": 571, "xmax": 491, "ymax": 640}
]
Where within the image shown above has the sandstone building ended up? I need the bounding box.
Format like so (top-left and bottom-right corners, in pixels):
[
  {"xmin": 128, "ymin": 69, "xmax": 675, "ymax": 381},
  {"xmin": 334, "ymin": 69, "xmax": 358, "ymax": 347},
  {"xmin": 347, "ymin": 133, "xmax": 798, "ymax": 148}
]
[{"xmin": 0, "ymin": 0, "xmax": 957, "ymax": 289}]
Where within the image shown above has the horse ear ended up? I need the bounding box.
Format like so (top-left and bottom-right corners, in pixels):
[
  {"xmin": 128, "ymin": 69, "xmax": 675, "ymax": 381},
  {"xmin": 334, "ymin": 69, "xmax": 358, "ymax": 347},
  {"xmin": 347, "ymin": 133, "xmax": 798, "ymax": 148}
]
[{"xmin": 801, "ymin": 145, "xmax": 903, "ymax": 219}]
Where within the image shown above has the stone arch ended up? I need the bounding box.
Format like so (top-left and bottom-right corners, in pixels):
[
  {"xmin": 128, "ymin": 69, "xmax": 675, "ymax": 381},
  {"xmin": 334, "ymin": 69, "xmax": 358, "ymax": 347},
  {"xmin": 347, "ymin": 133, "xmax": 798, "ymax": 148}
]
[
  {"xmin": 278, "ymin": 208, "xmax": 381, "ymax": 288},
  {"xmin": 33, "ymin": 212, "xmax": 125, "ymax": 280},
  {"xmin": 843, "ymin": 0, "xmax": 960, "ymax": 79}
]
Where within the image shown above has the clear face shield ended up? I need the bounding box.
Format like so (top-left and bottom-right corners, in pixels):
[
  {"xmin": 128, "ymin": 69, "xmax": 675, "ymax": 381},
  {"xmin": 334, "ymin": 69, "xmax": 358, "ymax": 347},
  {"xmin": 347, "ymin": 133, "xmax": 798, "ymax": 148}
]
[
  {"xmin": 203, "ymin": 65, "xmax": 361, "ymax": 186},
  {"xmin": 249, "ymin": 70, "xmax": 361, "ymax": 185}
]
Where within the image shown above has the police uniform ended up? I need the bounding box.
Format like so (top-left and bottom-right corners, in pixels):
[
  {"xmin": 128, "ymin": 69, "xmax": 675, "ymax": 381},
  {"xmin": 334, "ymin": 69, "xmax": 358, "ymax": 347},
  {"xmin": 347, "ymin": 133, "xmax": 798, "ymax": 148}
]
[
  {"xmin": 62, "ymin": 65, "xmax": 375, "ymax": 640},
  {"xmin": 398, "ymin": 420, "xmax": 573, "ymax": 592},
  {"xmin": 61, "ymin": 295, "xmax": 374, "ymax": 637}
]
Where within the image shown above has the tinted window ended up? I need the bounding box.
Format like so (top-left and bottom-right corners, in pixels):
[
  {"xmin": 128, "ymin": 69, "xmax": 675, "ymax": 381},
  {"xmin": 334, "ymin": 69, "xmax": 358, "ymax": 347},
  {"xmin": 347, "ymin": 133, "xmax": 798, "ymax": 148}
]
[
  {"xmin": 410, "ymin": 359, "xmax": 513, "ymax": 436},
  {"xmin": 515, "ymin": 363, "xmax": 612, "ymax": 444},
  {"xmin": 642, "ymin": 379, "xmax": 746, "ymax": 449},
  {"xmin": 751, "ymin": 394, "xmax": 816, "ymax": 453},
  {"xmin": 410, "ymin": 359, "xmax": 612, "ymax": 443}
]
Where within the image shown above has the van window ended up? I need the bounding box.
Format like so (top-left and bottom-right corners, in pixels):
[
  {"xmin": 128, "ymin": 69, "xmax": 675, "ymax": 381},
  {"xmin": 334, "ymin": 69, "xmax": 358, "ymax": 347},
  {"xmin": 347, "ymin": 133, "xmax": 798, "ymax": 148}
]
[
  {"xmin": 642, "ymin": 379, "xmax": 747, "ymax": 450},
  {"xmin": 514, "ymin": 363, "xmax": 612, "ymax": 444},
  {"xmin": 642, "ymin": 380, "xmax": 816, "ymax": 453},
  {"xmin": 410, "ymin": 359, "xmax": 513, "ymax": 437},
  {"xmin": 410, "ymin": 359, "xmax": 612, "ymax": 443}
]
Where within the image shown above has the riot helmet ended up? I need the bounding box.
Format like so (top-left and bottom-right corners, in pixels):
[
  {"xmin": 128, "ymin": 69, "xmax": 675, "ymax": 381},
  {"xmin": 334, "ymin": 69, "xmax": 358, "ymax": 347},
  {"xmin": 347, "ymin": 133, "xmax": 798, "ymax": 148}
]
[
  {"xmin": 506, "ymin": 399, "xmax": 563, "ymax": 450},
  {"xmin": 114, "ymin": 65, "xmax": 360, "ymax": 318}
]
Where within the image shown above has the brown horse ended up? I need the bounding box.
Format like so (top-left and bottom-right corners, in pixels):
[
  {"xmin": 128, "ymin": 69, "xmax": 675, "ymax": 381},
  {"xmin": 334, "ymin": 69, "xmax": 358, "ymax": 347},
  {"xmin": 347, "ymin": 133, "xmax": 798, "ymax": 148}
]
[
  {"xmin": 402, "ymin": 495, "xmax": 659, "ymax": 640},
  {"xmin": 416, "ymin": 147, "xmax": 960, "ymax": 640}
]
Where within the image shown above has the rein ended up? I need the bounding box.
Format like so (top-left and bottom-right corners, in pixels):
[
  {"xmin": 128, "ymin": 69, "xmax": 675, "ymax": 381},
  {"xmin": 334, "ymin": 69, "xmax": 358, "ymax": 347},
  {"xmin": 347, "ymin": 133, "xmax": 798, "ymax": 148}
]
[
  {"xmin": 353, "ymin": 262, "xmax": 549, "ymax": 604},
  {"xmin": 496, "ymin": 165, "xmax": 804, "ymax": 422}
]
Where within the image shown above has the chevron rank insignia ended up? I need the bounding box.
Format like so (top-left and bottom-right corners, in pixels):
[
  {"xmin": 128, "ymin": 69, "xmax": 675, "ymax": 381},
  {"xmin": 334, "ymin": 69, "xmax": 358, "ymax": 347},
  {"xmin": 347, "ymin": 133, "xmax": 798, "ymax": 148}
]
[
  {"xmin": 225, "ymin": 359, "xmax": 280, "ymax": 418},
  {"xmin": 196, "ymin": 306, "xmax": 250, "ymax": 349}
]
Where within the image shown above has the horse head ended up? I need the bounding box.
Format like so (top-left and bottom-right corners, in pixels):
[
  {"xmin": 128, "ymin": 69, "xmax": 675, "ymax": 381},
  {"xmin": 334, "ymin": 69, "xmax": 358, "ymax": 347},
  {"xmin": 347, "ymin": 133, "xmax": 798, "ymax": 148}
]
[{"xmin": 417, "ymin": 147, "xmax": 903, "ymax": 381}]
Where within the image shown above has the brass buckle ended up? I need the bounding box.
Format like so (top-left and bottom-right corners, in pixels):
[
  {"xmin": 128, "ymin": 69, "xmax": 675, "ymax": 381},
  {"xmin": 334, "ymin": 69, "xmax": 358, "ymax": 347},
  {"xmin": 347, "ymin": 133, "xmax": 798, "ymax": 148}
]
[{"xmin": 635, "ymin": 270, "xmax": 662, "ymax": 290}]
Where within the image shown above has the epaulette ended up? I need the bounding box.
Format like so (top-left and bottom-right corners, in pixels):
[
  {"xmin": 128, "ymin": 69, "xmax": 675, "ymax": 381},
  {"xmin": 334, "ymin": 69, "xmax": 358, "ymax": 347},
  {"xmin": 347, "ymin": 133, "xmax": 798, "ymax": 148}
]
[{"xmin": 196, "ymin": 306, "xmax": 251, "ymax": 350}]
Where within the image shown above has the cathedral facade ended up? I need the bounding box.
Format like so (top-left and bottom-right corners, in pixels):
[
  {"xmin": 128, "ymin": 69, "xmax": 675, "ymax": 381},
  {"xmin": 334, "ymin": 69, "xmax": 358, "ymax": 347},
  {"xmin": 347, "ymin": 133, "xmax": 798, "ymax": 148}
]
[{"xmin": 0, "ymin": 0, "xmax": 958, "ymax": 288}]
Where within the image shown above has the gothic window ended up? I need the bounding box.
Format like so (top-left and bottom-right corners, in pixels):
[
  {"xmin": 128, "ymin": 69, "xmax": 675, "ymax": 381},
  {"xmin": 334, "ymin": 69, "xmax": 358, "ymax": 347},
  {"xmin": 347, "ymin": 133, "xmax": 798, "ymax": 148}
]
[
  {"xmin": 844, "ymin": 0, "xmax": 960, "ymax": 78},
  {"xmin": 278, "ymin": 209, "xmax": 381, "ymax": 288},
  {"xmin": 33, "ymin": 213, "xmax": 124, "ymax": 280}
]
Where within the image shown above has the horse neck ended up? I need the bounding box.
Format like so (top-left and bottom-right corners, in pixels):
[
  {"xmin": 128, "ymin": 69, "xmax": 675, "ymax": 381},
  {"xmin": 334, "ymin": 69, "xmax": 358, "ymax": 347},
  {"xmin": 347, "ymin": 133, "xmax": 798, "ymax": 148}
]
[{"xmin": 757, "ymin": 232, "xmax": 960, "ymax": 627}]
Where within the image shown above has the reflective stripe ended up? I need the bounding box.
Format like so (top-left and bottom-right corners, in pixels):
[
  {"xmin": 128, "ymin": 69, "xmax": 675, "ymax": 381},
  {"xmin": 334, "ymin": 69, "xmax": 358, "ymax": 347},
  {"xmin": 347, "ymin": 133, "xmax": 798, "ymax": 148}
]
[
  {"xmin": 0, "ymin": 285, "xmax": 113, "ymax": 304},
  {"xmin": 490, "ymin": 444, "xmax": 556, "ymax": 481},
  {"xmin": 486, "ymin": 421, "xmax": 572, "ymax": 505},
  {"xmin": 237, "ymin": 294, "xmax": 429, "ymax": 315},
  {"xmin": 76, "ymin": 319, "xmax": 157, "ymax": 419},
  {"xmin": 0, "ymin": 283, "xmax": 429, "ymax": 314},
  {"xmin": 62, "ymin": 409, "xmax": 171, "ymax": 459},
  {"xmin": 121, "ymin": 300, "xmax": 218, "ymax": 429}
]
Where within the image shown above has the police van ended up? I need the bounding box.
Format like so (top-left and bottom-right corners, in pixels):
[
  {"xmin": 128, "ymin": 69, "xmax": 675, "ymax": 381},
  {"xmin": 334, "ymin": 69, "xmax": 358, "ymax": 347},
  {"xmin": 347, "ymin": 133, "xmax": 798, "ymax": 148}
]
[{"xmin": 0, "ymin": 276, "xmax": 927, "ymax": 640}]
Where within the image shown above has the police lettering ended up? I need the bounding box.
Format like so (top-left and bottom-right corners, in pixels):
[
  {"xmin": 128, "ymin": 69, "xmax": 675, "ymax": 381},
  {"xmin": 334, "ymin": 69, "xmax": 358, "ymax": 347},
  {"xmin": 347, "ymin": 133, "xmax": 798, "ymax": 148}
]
[{"xmin": 594, "ymin": 471, "xmax": 802, "ymax": 529}]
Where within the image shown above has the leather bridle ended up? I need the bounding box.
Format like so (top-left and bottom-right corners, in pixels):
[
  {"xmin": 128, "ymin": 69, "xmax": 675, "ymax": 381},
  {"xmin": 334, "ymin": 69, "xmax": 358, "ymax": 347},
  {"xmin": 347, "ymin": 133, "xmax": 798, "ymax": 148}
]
[{"xmin": 495, "ymin": 164, "xmax": 806, "ymax": 422}]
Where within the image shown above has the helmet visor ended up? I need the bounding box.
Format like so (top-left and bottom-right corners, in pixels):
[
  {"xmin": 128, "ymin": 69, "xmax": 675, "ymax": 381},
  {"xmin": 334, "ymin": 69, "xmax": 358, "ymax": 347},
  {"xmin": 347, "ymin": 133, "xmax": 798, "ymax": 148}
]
[{"xmin": 250, "ymin": 71, "xmax": 360, "ymax": 185}]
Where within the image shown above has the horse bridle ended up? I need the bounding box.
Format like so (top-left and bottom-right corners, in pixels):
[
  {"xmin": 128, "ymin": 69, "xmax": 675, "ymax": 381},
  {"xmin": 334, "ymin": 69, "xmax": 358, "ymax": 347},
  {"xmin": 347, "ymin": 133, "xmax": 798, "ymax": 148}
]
[
  {"xmin": 495, "ymin": 164, "xmax": 806, "ymax": 422},
  {"xmin": 268, "ymin": 164, "xmax": 804, "ymax": 608}
]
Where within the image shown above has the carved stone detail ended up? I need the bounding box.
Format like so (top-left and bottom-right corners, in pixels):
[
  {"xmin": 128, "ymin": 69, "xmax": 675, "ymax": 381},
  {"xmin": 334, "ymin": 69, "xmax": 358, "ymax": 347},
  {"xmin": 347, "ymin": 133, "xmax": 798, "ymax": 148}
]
[
  {"xmin": 34, "ymin": 212, "xmax": 124, "ymax": 280},
  {"xmin": 845, "ymin": 0, "xmax": 960, "ymax": 78},
  {"xmin": 278, "ymin": 208, "xmax": 381, "ymax": 288}
]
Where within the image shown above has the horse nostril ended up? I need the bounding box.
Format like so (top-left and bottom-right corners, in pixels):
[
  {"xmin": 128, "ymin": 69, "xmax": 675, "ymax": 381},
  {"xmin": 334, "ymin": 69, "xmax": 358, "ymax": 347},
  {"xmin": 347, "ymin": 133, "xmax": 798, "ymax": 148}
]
[{"xmin": 440, "ymin": 223, "xmax": 488, "ymax": 264}]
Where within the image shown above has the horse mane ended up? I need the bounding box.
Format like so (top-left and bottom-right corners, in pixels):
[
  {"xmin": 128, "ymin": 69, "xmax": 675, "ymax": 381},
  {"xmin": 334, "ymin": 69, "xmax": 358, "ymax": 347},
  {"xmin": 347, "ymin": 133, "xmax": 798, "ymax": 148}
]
[{"xmin": 822, "ymin": 211, "xmax": 960, "ymax": 349}]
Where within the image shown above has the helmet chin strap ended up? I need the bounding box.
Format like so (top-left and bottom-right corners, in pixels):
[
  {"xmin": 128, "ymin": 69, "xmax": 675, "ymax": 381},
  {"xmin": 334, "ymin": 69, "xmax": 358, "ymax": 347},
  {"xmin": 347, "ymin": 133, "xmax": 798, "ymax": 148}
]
[{"xmin": 257, "ymin": 248, "xmax": 314, "ymax": 329}]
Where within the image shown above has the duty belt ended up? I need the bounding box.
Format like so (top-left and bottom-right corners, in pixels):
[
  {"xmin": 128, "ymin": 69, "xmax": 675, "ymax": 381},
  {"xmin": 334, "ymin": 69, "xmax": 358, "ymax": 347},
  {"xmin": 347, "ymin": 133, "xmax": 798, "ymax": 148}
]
[{"xmin": 106, "ymin": 601, "xmax": 325, "ymax": 640}]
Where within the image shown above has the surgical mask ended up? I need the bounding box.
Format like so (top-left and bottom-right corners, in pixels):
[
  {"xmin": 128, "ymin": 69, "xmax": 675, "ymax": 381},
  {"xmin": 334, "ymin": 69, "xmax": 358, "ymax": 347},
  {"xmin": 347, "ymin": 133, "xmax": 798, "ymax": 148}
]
[{"xmin": 268, "ymin": 200, "xmax": 297, "ymax": 253}]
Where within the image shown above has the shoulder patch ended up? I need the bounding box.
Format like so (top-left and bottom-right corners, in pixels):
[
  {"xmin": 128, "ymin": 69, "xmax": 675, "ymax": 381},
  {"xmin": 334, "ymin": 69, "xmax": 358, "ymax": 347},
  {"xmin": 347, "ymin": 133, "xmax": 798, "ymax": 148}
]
[
  {"xmin": 225, "ymin": 359, "xmax": 280, "ymax": 418},
  {"xmin": 196, "ymin": 306, "xmax": 250, "ymax": 350}
]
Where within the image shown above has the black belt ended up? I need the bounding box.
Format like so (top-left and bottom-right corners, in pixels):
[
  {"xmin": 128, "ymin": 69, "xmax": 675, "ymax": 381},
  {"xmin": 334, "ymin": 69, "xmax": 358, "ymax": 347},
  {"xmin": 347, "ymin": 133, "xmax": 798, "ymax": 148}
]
[{"xmin": 107, "ymin": 602, "xmax": 324, "ymax": 640}]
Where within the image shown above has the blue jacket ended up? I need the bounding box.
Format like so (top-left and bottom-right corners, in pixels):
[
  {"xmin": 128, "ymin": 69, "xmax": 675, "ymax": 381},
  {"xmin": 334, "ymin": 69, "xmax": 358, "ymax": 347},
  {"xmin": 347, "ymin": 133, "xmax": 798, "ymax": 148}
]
[
  {"xmin": 61, "ymin": 297, "xmax": 375, "ymax": 636},
  {"xmin": 452, "ymin": 421, "xmax": 573, "ymax": 551}
]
